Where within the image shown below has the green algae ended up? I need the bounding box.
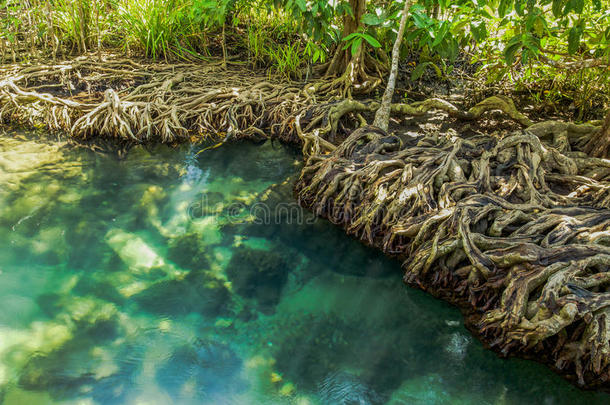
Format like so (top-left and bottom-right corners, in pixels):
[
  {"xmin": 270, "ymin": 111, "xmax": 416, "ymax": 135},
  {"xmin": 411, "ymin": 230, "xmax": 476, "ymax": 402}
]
[{"xmin": 0, "ymin": 131, "xmax": 608, "ymax": 404}]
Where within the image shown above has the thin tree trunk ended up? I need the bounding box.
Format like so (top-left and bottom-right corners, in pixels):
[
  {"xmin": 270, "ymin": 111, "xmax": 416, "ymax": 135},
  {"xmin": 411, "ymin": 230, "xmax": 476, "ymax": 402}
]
[
  {"xmin": 27, "ymin": 2, "xmax": 36, "ymax": 58},
  {"xmin": 373, "ymin": 0, "xmax": 411, "ymax": 131},
  {"xmin": 95, "ymin": 0, "xmax": 101, "ymax": 61},
  {"xmin": 45, "ymin": 0, "xmax": 56, "ymax": 61},
  {"xmin": 221, "ymin": 22, "xmax": 227, "ymax": 68},
  {"xmin": 8, "ymin": 2, "xmax": 16, "ymax": 63},
  {"xmin": 77, "ymin": 2, "xmax": 87, "ymax": 53}
]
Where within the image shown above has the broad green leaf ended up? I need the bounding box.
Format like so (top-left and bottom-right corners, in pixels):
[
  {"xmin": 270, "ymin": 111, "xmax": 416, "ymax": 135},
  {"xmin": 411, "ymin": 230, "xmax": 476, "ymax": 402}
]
[
  {"xmin": 572, "ymin": 0, "xmax": 584, "ymax": 13},
  {"xmin": 432, "ymin": 23, "xmax": 449, "ymax": 47},
  {"xmin": 470, "ymin": 22, "xmax": 488, "ymax": 42},
  {"xmin": 412, "ymin": 12, "xmax": 430, "ymax": 29},
  {"xmin": 515, "ymin": 0, "xmax": 526, "ymax": 16},
  {"xmin": 504, "ymin": 36, "xmax": 522, "ymax": 64},
  {"xmin": 552, "ymin": 0, "xmax": 564, "ymax": 17},
  {"xmin": 361, "ymin": 33, "xmax": 381, "ymax": 48},
  {"xmin": 351, "ymin": 37, "xmax": 362, "ymax": 56},
  {"xmin": 568, "ymin": 26, "xmax": 581, "ymax": 54},
  {"xmin": 411, "ymin": 62, "xmax": 430, "ymax": 81},
  {"xmin": 406, "ymin": 30, "xmax": 420, "ymax": 42},
  {"xmin": 342, "ymin": 33, "xmax": 359, "ymax": 41},
  {"xmin": 295, "ymin": 0, "xmax": 306, "ymax": 12},
  {"xmin": 362, "ymin": 13, "xmax": 382, "ymax": 26},
  {"xmin": 533, "ymin": 17, "xmax": 545, "ymax": 37}
]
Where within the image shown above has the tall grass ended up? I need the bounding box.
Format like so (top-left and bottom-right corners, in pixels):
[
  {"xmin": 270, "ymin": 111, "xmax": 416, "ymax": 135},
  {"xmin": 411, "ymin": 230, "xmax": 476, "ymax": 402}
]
[
  {"xmin": 265, "ymin": 42, "xmax": 303, "ymax": 80},
  {"xmin": 1, "ymin": 0, "xmax": 304, "ymax": 66},
  {"xmin": 118, "ymin": 0, "xmax": 206, "ymax": 60}
]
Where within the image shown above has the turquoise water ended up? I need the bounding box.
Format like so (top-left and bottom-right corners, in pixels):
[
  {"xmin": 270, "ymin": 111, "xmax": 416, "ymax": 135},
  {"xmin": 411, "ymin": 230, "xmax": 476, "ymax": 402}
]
[{"xmin": 0, "ymin": 131, "xmax": 608, "ymax": 404}]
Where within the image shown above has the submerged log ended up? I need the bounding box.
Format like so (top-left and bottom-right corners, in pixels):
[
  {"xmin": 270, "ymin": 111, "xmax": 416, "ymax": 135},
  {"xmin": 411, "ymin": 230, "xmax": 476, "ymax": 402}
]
[{"xmin": 295, "ymin": 125, "xmax": 610, "ymax": 390}]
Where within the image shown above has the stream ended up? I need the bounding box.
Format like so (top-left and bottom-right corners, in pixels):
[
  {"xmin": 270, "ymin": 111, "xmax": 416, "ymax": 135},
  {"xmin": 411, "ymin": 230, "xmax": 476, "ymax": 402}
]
[{"xmin": 0, "ymin": 131, "xmax": 607, "ymax": 404}]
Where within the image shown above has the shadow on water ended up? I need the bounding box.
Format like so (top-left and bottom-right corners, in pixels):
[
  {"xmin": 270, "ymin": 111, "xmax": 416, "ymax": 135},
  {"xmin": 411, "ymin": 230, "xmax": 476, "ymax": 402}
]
[{"xmin": 0, "ymin": 132, "xmax": 608, "ymax": 404}]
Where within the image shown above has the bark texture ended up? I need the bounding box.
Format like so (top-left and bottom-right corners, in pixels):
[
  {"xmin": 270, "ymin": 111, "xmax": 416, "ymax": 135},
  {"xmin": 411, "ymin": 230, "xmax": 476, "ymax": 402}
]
[{"xmin": 373, "ymin": 0, "xmax": 411, "ymax": 131}]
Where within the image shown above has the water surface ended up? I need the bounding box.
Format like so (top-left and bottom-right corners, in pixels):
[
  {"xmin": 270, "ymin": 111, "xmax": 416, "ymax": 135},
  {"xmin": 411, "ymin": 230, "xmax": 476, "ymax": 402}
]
[{"xmin": 0, "ymin": 131, "xmax": 607, "ymax": 404}]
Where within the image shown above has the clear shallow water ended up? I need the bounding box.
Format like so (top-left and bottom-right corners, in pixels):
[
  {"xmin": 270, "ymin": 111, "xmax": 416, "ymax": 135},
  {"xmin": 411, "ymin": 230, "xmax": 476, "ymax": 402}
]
[{"xmin": 0, "ymin": 131, "xmax": 608, "ymax": 405}]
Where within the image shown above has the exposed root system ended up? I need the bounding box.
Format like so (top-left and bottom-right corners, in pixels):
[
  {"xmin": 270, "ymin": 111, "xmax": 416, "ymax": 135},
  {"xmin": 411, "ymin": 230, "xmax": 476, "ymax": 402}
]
[
  {"xmin": 0, "ymin": 56, "xmax": 317, "ymax": 144},
  {"xmin": 295, "ymin": 124, "xmax": 610, "ymax": 390},
  {"xmin": 1, "ymin": 55, "xmax": 553, "ymax": 149}
]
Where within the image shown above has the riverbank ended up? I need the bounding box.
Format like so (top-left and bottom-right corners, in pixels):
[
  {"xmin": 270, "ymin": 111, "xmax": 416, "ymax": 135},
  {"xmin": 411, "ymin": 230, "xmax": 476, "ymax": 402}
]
[
  {"xmin": 2, "ymin": 54, "xmax": 609, "ymax": 392},
  {"xmin": 295, "ymin": 125, "xmax": 610, "ymax": 391}
]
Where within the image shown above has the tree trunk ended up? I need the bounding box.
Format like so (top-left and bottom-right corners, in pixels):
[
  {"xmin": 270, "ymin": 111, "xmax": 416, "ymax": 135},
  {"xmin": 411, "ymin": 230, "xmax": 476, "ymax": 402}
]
[
  {"xmin": 373, "ymin": 0, "xmax": 411, "ymax": 131},
  {"xmin": 323, "ymin": 0, "xmax": 386, "ymax": 94},
  {"xmin": 585, "ymin": 110, "xmax": 610, "ymax": 158},
  {"xmin": 325, "ymin": 0, "xmax": 366, "ymax": 76}
]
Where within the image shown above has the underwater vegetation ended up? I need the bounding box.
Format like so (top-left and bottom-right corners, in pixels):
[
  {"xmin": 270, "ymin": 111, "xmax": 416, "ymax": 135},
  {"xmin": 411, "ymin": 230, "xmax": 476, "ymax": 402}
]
[{"xmin": 0, "ymin": 132, "xmax": 608, "ymax": 404}]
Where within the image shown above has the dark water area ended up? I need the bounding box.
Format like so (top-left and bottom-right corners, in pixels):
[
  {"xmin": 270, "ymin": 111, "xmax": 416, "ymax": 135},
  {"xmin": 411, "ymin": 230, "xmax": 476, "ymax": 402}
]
[{"xmin": 0, "ymin": 131, "xmax": 607, "ymax": 404}]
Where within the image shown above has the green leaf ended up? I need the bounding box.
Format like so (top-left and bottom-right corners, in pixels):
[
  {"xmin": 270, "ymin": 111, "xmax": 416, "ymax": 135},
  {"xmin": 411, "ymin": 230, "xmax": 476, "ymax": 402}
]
[
  {"xmin": 432, "ymin": 23, "xmax": 449, "ymax": 47},
  {"xmin": 295, "ymin": 0, "xmax": 306, "ymax": 12},
  {"xmin": 342, "ymin": 33, "xmax": 359, "ymax": 41},
  {"xmin": 552, "ymin": 0, "xmax": 564, "ymax": 17},
  {"xmin": 572, "ymin": 0, "xmax": 584, "ymax": 13},
  {"xmin": 533, "ymin": 17, "xmax": 545, "ymax": 37},
  {"xmin": 406, "ymin": 30, "xmax": 420, "ymax": 42},
  {"xmin": 342, "ymin": 2, "xmax": 354, "ymax": 18},
  {"xmin": 504, "ymin": 36, "xmax": 522, "ymax": 64},
  {"xmin": 515, "ymin": 0, "xmax": 526, "ymax": 16},
  {"xmin": 411, "ymin": 62, "xmax": 430, "ymax": 81},
  {"xmin": 470, "ymin": 22, "xmax": 488, "ymax": 42},
  {"xmin": 361, "ymin": 33, "xmax": 381, "ymax": 48},
  {"xmin": 351, "ymin": 37, "xmax": 362, "ymax": 56},
  {"xmin": 412, "ymin": 12, "xmax": 431, "ymax": 29},
  {"xmin": 568, "ymin": 26, "xmax": 581, "ymax": 54},
  {"xmin": 362, "ymin": 13, "xmax": 382, "ymax": 26},
  {"xmin": 479, "ymin": 8, "xmax": 494, "ymax": 19}
]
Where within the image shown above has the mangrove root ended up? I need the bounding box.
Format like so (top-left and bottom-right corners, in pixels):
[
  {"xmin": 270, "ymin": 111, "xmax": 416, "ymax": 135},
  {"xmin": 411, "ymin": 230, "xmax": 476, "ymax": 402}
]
[{"xmin": 295, "ymin": 125, "xmax": 610, "ymax": 390}]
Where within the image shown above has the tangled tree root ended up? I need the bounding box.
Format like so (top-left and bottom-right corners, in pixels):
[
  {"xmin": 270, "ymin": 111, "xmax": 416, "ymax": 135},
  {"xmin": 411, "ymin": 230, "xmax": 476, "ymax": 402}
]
[
  {"xmin": 0, "ymin": 56, "xmax": 323, "ymax": 144},
  {"xmin": 295, "ymin": 125, "xmax": 610, "ymax": 390},
  {"xmin": 0, "ymin": 54, "xmax": 580, "ymax": 150}
]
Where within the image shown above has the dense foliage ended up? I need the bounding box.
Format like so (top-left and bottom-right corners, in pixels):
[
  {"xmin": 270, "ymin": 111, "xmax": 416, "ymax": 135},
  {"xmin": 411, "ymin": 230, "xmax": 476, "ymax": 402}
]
[{"xmin": 1, "ymin": 0, "xmax": 609, "ymax": 117}]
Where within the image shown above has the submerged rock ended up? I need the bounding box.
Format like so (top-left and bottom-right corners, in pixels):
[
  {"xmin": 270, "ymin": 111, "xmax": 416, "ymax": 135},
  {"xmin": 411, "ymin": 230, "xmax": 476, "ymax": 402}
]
[
  {"xmin": 105, "ymin": 228, "xmax": 164, "ymax": 273},
  {"xmin": 271, "ymin": 310, "xmax": 413, "ymax": 402},
  {"xmin": 156, "ymin": 338, "xmax": 244, "ymax": 400},
  {"xmin": 167, "ymin": 232, "xmax": 210, "ymax": 271},
  {"xmin": 133, "ymin": 270, "xmax": 231, "ymax": 317},
  {"xmin": 104, "ymin": 228, "xmax": 187, "ymax": 297},
  {"xmin": 18, "ymin": 345, "xmax": 118, "ymax": 391},
  {"xmin": 225, "ymin": 246, "xmax": 289, "ymax": 313},
  {"xmin": 1, "ymin": 295, "xmax": 119, "ymax": 393}
]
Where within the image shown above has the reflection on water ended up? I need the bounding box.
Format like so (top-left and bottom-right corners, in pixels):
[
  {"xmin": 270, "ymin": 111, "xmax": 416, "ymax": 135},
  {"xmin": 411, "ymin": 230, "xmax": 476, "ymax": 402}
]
[{"xmin": 0, "ymin": 131, "xmax": 607, "ymax": 404}]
